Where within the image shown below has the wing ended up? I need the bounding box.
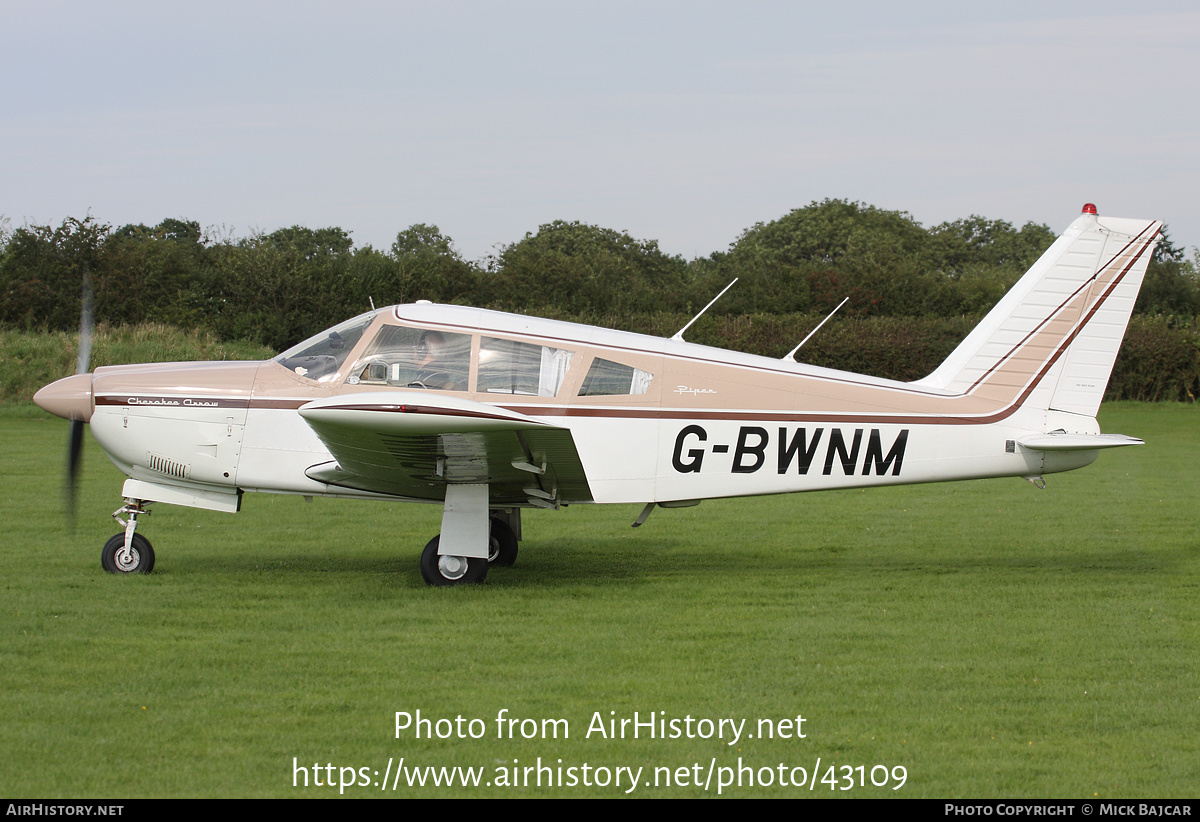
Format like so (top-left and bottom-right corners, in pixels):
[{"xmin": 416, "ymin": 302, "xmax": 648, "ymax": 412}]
[{"xmin": 297, "ymin": 392, "xmax": 592, "ymax": 506}]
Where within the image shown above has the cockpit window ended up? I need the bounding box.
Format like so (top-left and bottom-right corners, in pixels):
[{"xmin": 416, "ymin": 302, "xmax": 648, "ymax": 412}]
[
  {"xmin": 348, "ymin": 325, "xmax": 471, "ymax": 391},
  {"xmin": 275, "ymin": 311, "xmax": 378, "ymax": 382},
  {"xmin": 578, "ymin": 357, "xmax": 654, "ymax": 396},
  {"xmin": 478, "ymin": 337, "xmax": 574, "ymax": 396}
]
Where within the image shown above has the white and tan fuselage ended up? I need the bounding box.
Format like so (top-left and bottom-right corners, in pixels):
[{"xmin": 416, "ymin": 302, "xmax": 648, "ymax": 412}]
[{"xmin": 34, "ymin": 208, "xmax": 1160, "ymax": 581}]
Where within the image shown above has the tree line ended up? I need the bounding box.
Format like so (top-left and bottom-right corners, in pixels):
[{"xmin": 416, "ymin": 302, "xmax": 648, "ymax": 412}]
[{"xmin": 2, "ymin": 200, "xmax": 1196, "ymax": 399}]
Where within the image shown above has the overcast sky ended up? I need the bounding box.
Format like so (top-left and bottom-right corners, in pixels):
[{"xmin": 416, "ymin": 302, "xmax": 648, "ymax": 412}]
[{"xmin": 3, "ymin": 1, "xmax": 1197, "ymax": 262}]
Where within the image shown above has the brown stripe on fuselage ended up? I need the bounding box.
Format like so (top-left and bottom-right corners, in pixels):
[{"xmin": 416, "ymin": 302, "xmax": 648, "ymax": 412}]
[{"xmin": 96, "ymin": 395, "xmax": 251, "ymax": 409}]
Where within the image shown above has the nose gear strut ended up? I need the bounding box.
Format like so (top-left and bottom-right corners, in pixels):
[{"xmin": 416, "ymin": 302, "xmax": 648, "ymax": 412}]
[{"xmin": 103, "ymin": 499, "xmax": 155, "ymax": 574}]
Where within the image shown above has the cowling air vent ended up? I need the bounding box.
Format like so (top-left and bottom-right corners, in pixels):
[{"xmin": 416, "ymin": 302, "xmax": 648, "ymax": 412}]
[{"xmin": 147, "ymin": 452, "xmax": 189, "ymax": 479}]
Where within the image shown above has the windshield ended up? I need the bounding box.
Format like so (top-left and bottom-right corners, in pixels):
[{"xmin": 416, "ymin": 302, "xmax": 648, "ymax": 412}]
[{"xmin": 274, "ymin": 310, "xmax": 378, "ymax": 382}]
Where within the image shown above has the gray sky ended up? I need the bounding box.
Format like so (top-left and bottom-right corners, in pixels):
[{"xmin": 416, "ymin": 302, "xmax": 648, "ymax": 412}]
[{"xmin": 3, "ymin": 1, "xmax": 1197, "ymax": 262}]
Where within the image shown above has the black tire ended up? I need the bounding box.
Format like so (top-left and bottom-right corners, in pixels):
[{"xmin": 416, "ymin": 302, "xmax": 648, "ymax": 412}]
[
  {"xmin": 420, "ymin": 535, "xmax": 488, "ymax": 586},
  {"xmin": 487, "ymin": 518, "xmax": 519, "ymax": 567},
  {"xmin": 101, "ymin": 533, "xmax": 155, "ymax": 574}
]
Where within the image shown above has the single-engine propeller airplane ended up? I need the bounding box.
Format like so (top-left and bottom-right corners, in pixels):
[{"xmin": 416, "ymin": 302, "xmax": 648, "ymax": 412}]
[{"xmin": 35, "ymin": 205, "xmax": 1161, "ymax": 585}]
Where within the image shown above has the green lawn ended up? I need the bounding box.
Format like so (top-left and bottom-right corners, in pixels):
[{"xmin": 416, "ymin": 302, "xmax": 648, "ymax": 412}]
[{"xmin": 1, "ymin": 403, "xmax": 1196, "ymax": 797}]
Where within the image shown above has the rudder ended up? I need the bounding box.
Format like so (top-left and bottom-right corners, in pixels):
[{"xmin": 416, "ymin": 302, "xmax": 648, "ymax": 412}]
[{"xmin": 914, "ymin": 205, "xmax": 1161, "ymax": 418}]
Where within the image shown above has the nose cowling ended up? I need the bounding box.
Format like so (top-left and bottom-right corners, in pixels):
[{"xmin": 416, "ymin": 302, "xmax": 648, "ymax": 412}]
[{"xmin": 34, "ymin": 373, "xmax": 95, "ymax": 422}]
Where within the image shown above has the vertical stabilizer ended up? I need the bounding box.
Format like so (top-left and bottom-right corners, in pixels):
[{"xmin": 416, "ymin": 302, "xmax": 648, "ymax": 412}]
[{"xmin": 914, "ymin": 206, "xmax": 1160, "ymax": 418}]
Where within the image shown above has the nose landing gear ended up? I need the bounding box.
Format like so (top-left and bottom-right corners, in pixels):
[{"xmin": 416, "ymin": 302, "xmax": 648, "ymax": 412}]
[{"xmin": 102, "ymin": 500, "xmax": 155, "ymax": 574}]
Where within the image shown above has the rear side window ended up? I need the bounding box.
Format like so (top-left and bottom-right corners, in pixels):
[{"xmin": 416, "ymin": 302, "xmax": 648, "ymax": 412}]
[{"xmin": 578, "ymin": 358, "xmax": 654, "ymax": 396}]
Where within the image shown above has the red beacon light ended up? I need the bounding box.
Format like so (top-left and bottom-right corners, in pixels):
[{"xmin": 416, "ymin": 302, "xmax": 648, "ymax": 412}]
[{"xmin": 1081, "ymin": 203, "xmax": 1098, "ymax": 214}]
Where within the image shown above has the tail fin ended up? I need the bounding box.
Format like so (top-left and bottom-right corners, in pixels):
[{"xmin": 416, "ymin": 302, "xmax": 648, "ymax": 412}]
[{"xmin": 915, "ymin": 205, "xmax": 1161, "ymax": 418}]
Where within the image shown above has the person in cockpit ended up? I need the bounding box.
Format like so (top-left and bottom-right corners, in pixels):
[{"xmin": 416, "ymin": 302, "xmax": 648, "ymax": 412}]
[{"xmin": 409, "ymin": 331, "xmax": 463, "ymax": 391}]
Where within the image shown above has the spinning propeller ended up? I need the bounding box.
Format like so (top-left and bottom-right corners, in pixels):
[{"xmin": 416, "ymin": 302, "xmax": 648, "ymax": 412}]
[
  {"xmin": 33, "ymin": 274, "xmax": 157, "ymax": 572},
  {"xmin": 65, "ymin": 275, "xmax": 94, "ymax": 526}
]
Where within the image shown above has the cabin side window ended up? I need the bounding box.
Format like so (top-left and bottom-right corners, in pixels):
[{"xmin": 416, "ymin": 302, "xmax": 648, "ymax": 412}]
[
  {"xmin": 349, "ymin": 326, "xmax": 471, "ymax": 391},
  {"xmin": 478, "ymin": 337, "xmax": 574, "ymax": 396},
  {"xmin": 578, "ymin": 357, "xmax": 654, "ymax": 396}
]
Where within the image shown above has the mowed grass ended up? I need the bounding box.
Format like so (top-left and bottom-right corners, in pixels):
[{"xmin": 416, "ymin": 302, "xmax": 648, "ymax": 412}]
[{"xmin": 1, "ymin": 403, "xmax": 1196, "ymax": 798}]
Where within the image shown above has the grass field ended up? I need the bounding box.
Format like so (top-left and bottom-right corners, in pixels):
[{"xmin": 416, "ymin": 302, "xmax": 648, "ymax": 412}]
[{"xmin": 1, "ymin": 402, "xmax": 1196, "ymax": 798}]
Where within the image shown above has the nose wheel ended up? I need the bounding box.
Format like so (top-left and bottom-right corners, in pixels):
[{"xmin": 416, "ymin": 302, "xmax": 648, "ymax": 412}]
[
  {"xmin": 101, "ymin": 532, "xmax": 155, "ymax": 574},
  {"xmin": 103, "ymin": 499, "xmax": 154, "ymax": 574}
]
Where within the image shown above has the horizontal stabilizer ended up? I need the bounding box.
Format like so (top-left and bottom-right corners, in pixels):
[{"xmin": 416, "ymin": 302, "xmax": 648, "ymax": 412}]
[{"xmin": 1018, "ymin": 433, "xmax": 1143, "ymax": 452}]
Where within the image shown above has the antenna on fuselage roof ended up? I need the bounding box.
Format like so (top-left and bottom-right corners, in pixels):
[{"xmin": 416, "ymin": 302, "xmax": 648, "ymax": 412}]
[
  {"xmin": 671, "ymin": 278, "xmax": 738, "ymax": 342},
  {"xmin": 369, "ymin": 297, "xmax": 376, "ymax": 310},
  {"xmin": 782, "ymin": 296, "xmax": 849, "ymax": 362}
]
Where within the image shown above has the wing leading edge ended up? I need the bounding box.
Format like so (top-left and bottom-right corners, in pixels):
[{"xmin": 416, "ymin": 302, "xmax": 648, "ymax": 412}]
[{"xmin": 297, "ymin": 392, "xmax": 593, "ymax": 506}]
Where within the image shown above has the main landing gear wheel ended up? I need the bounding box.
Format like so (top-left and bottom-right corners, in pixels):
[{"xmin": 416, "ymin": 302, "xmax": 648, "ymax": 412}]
[
  {"xmin": 420, "ymin": 536, "xmax": 488, "ymax": 587},
  {"xmin": 487, "ymin": 518, "xmax": 518, "ymax": 567},
  {"xmin": 101, "ymin": 533, "xmax": 155, "ymax": 574}
]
